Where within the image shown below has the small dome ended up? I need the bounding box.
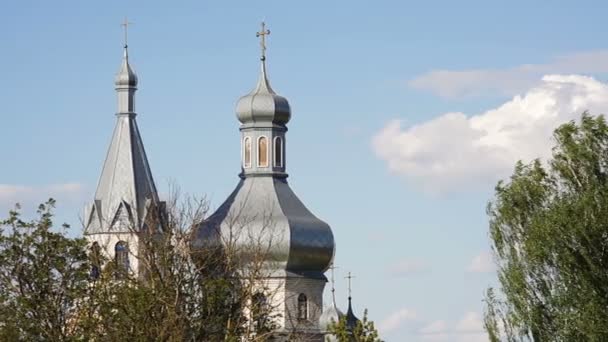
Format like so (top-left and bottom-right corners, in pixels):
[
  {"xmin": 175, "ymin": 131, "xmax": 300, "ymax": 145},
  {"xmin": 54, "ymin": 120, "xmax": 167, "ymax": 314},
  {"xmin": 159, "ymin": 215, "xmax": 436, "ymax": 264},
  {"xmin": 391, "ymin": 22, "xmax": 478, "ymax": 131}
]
[
  {"xmin": 319, "ymin": 305, "xmax": 344, "ymax": 332},
  {"xmin": 236, "ymin": 60, "xmax": 291, "ymax": 125},
  {"xmin": 345, "ymin": 297, "xmax": 360, "ymax": 331},
  {"xmin": 115, "ymin": 47, "xmax": 138, "ymax": 87}
]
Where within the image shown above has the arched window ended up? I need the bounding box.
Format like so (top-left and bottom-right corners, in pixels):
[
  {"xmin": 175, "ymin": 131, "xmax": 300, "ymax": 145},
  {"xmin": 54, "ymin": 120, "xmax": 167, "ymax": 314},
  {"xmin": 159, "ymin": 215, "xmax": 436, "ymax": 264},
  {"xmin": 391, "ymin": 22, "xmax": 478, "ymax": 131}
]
[
  {"xmin": 90, "ymin": 242, "xmax": 101, "ymax": 280},
  {"xmin": 243, "ymin": 137, "xmax": 251, "ymax": 168},
  {"xmin": 258, "ymin": 136, "xmax": 268, "ymax": 167},
  {"xmin": 273, "ymin": 136, "xmax": 283, "ymax": 167},
  {"xmin": 115, "ymin": 241, "xmax": 129, "ymax": 272},
  {"xmin": 297, "ymin": 293, "xmax": 308, "ymax": 321}
]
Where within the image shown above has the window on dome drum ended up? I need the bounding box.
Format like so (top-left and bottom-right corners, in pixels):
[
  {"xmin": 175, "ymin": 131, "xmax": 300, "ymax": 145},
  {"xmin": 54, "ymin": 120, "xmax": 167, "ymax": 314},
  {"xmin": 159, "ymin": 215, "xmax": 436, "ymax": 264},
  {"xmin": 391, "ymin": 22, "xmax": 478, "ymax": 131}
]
[
  {"xmin": 244, "ymin": 137, "xmax": 252, "ymax": 168},
  {"xmin": 115, "ymin": 241, "xmax": 129, "ymax": 273},
  {"xmin": 258, "ymin": 136, "xmax": 268, "ymax": 167},
  {"xmin": 90, "ymin": 242, "xmax": 101, "ymax": 280},
  {"xmin": 274, "ymin": 136, "xmax": 283, "ymax": 167},
  {"xmin": 297, "ymin": 294, "xmax": 308, "ymax": 321}
]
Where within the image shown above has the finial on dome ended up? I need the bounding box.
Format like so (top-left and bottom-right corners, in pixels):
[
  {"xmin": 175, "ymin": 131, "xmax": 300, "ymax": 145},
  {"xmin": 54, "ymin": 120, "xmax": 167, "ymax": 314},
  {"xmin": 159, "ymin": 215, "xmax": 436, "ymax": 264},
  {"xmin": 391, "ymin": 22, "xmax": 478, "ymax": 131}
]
[
  {"xmin": 115, "ymin": 17, "xmax": 138, "ymax": 88},
  {"xmin": 256, "ymin": 21, "xmax": 270, "ymax": 61},
  {"xmin": 345, "ymin": 271, "xmax": 360, "ymax": 330},
  {"xmin": 235, "ymin": 22, "xmax": 291, "ymax": 125}
]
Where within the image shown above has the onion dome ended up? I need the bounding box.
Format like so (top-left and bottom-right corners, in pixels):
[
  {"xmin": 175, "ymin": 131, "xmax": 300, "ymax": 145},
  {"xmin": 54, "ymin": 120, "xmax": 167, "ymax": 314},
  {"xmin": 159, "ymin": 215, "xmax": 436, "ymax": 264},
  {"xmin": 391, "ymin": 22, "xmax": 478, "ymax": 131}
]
[
  {"xmin": 320, "ymin": 305, "xmax": 345, "ymax": 330},
  {"xmin": 320, "ymin": 305, "xmax": 345, "ymax": 340},
  {"xmin": 192, "ymin": 176, "xmax": 335, "ymax": 276},
  {"xmin": 235, "ymin": 58, "xmax": 291, "ymax": 125},
  {"xmin": 345, "ymin": 297, "xmax": 360, "ymax": 332},
  {"xmin": 115, "ymin": 46, "xmax": 138, "ymax": 87},
  {"xmin": 192, "ymin": 25, "xmax": 334, "ymax": 277}
]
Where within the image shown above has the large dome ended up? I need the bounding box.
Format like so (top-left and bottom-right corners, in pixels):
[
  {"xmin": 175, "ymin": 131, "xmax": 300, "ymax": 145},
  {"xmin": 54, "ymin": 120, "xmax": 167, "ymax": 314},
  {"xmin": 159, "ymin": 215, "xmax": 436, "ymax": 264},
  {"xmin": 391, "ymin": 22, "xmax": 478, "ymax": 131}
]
[{"xmin": 192, "ymin": 177, "xmax": 335, "ymax": 276}]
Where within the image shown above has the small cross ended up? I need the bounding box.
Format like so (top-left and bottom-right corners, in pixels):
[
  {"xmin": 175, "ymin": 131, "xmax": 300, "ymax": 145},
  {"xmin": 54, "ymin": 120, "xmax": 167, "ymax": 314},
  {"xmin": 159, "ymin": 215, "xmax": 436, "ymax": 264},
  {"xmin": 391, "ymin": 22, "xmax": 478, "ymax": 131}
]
[
  {"xmin": 121, "ymin": 17, "xmax": 133, "ymax": 48},
  {"xmin": 329, "ymin": 264, "xmax": 339, "ymax": 291},
  {"xmin": 345, "ymin": 272, "xmax": 355, "ymax": 298},
  {"xmin": 256, "ymin": 21, "xmax": 271, "ymax": 61}
]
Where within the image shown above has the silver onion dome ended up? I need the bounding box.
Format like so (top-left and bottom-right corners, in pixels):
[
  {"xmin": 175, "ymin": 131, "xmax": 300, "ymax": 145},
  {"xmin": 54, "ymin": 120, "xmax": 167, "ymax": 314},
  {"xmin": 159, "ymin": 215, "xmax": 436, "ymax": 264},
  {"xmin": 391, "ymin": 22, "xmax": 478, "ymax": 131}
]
[
  {"xmin": 115, "ymin": 46, "xmax": 138, "ymax": 87},
  {"xmin": 235, "ymin": 59, "xmax": 291, "ymax": 125},
  {"xmin": 320, "ymin": 304, "xmax": 345, "ymax": 332},
  {"xmin": 193, "ymin": 31, "xmax": 334, "ymax": 276},
  {"xmin": 192, "ymin": 177, "xmax": 335, "ymax": 275}
]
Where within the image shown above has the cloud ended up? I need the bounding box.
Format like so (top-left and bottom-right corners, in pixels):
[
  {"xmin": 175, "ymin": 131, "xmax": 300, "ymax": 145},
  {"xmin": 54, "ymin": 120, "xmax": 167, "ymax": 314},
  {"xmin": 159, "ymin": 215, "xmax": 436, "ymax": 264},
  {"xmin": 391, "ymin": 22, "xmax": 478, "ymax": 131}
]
[
  {"xmin": 379, "ymin": 308, "xmax": 418, "ymax": 333},
  {"xmin": 420, "ymin": 320, "xmax": 448, "ymax": 335},
  {"xmin": 409, "ymin": 50, "xmax": 608, "ymax": 98},
  {"xmin": 417, "ymin": 312, "xmax": 488, "ymax": 342},
  {"xmin": 387, "ymin": 258, "xmax": 429, "ymax": 276},
  {"xmin": 0, "ymin": 183, "xmax": 86, "ymax": 212},
  {"xmin": 455, "ymin": 311, "xmax": 485, "ymax": 333},
  {"xmin": 373, "ymin": 74, "xmax": 608, "ymax": 192},
  {"xmin": 467, "ymin": 252, "xmax": 495, "ymax": 273}
]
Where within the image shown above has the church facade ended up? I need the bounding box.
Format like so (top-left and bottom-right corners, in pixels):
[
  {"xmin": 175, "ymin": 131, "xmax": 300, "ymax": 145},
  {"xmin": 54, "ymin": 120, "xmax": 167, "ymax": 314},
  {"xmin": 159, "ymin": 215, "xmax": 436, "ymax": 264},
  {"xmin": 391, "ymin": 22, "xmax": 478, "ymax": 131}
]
[{"xmin": 84, "ymin": 23, "xmax": 358, "ymax": 341}]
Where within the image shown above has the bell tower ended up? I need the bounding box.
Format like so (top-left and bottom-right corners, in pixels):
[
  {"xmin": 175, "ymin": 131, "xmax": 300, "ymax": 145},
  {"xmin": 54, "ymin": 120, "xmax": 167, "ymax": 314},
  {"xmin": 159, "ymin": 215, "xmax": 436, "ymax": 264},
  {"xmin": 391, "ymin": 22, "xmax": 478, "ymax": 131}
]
[{"xmin": 84, "ymin": 21, "xmax": 163, "ymax": 277}]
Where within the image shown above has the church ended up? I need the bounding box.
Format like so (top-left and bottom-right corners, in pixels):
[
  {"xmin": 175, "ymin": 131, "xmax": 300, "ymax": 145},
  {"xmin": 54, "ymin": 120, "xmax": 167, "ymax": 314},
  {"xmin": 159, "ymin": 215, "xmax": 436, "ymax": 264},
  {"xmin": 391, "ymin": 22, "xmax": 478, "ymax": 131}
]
[{"xmin": 83, "ymin": 22, "xmax": 359, "ymax": 341}]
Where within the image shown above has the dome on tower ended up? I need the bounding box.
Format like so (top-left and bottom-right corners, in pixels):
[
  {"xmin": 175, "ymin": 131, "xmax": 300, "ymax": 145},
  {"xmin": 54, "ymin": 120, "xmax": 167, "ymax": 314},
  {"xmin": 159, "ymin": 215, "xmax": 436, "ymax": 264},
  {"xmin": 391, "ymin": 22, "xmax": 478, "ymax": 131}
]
[
  {"xmin": 193, "ymin": 29, "xmax": 333, "ymax": 276},
  {"xmin": 235, "ymin": 60, "xmax": 291, "ymax": 125},
  {"xmin": 115, "ymin": 47, "xmax": 138, "ymax": 87},
  {"xmin": 345, "ymin": 297, "xmax": 360, "ymax": 332},
  {"xmin": 319, "ymin": 304, "xmax": 345, "ymax": 332}
]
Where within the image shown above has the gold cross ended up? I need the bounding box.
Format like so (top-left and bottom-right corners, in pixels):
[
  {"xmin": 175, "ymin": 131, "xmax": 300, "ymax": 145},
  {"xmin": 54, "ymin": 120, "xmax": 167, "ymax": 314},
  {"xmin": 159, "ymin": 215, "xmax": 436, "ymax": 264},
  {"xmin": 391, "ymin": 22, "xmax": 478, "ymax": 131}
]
[
  {"xmin": 121, "ymin": 17, "xmax": 133, "ymax": 48},
  {"xmin": 345, "ymin": 272, "xmax": 355, "ymax": 298},
  {"xmin": 256, "ymin": 21, "xmax": 270, "ymax": 61}
]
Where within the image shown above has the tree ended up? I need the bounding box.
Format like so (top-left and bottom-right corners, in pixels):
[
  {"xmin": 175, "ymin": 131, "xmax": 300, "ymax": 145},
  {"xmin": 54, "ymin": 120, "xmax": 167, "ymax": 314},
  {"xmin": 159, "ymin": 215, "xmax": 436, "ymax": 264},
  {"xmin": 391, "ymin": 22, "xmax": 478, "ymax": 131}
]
[
  {"xmin": 0, "ymin": 199, "xmax": 93, "ymax": 341},
  {"xmin": 84, "ymin": 188, "xmax": 281, "ymax": 341},
  {"xmin": 328, "ymin": 309, "xmax": 383, "ymax": 342},
  {"xmin": 485, "ymin": 113, "xmax": 608, "ymax": 341},
  {"xmin": 0, "ymin": 193, "xmax": 281, "ymax": 341}
]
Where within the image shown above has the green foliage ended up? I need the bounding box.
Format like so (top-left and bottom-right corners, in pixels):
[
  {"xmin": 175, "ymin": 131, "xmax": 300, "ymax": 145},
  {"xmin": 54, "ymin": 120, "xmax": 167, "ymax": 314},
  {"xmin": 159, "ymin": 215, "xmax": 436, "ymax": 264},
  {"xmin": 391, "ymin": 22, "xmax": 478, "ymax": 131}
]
[
  {"xmin": 328, "ymin": 309, "xmax": 383, "ymax": 342},
  {"xmin": 0, "ymin": 199, "xmax": 92, "ymax": 341},
  {"xmin": 486, "ymin": 113, "xmax": 608, "ymax": 341},
  {"xmin": 0, "ymin": 199, "xmax": 277, "ymax": 341}
]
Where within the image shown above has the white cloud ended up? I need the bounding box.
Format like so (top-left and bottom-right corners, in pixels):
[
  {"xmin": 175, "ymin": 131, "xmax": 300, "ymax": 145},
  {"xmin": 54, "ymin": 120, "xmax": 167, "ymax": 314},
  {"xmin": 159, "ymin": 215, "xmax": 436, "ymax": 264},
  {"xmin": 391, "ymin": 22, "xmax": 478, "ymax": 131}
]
[
  {"xmin": 409, "ymin": 50, "xmax": 608, "ymax": 98},
  {"xmin": 467, "ymin": 252, "xmax": 494, "ymax": 273},
  {"xmin": 373, "ymin": 74, "xmax": 608, "ymax": 192},
  {"xmin": 420, "ymin": 320, "xmax": 448, "ymax": 334},
  {"xmin": 0, "ymin": 183, "xmax": 86, "ymax": 212},
  {"xmin": 387, "ymin": 258, "xmax": 429, "ymax": 276},
  {"xmin": 416, "ymin": 312, "xmax": 488, "ymax": 342},
  {"xmin": 455, "ymin": 311, "xmax": 485, "ymax": 333},
  {"xmin": 379, "ymin": 308, "xmax": 418, "ymax": 333}
]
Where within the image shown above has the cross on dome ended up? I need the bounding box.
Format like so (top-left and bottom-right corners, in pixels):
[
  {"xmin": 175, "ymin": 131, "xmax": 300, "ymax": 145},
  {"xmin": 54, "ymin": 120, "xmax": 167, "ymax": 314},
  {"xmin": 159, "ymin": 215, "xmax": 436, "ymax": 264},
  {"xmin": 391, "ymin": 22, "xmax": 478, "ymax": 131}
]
[
  {"xmin": 346, "ymin": 272, "xmax": 355, "ymax": 298},
  {"xmin": 256, "ymin": 21, "xmax": 270, "ymax": 61},
  {"xmin": 121, "ymin": 17, "xmax": 133, "ymax": 48}
]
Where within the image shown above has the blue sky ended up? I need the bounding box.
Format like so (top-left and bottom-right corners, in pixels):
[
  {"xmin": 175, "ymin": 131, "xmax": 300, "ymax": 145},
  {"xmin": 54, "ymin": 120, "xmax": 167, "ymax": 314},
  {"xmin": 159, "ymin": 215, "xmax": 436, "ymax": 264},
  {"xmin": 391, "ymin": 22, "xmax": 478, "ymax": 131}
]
[{"xmin": 3, "ymin": 1, "xmax": 608, "ymax": 340}]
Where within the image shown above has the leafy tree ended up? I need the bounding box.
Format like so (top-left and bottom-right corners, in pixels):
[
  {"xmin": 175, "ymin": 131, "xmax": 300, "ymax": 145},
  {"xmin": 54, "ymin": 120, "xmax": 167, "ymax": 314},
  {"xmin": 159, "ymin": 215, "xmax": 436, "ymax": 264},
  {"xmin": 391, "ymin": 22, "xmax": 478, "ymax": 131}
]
[
  {"xmin": 0, "ymin": 195, "xmax": 279, "ymax": 341},
  {"xmin": 485, "ymin": 113, "xmax": 608, "ymax": 341},
  {"xmin": 0, "ymin": 200, "xmax": 92, "ymax": 341},
  {"xmin": 328, "ymin": 309, "xmax": 383, "ymax": 342}
]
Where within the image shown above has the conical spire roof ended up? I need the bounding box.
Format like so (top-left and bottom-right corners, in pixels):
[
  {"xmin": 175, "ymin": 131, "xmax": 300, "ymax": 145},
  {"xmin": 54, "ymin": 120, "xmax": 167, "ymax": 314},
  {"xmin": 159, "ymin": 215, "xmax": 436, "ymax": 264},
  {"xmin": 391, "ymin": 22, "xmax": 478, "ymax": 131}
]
[{"xmin": 85, "ymin": 45, "xmax": 159, "ymax": 234}]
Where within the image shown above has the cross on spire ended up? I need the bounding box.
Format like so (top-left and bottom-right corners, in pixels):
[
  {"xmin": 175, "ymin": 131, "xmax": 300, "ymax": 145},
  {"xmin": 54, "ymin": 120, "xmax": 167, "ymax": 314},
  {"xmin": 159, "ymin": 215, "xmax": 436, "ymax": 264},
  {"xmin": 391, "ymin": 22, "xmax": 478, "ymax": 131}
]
[
  {"xmin": 256, "ymin": 21, "xmax": 271, "ymax": 61},
  {"xmin": 345, "ymin": 271, "xmax": 355, "ymax": 298},
  {"xmin": 121, "ymin": 17, "xmax": 133, "ymax": 48}
]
